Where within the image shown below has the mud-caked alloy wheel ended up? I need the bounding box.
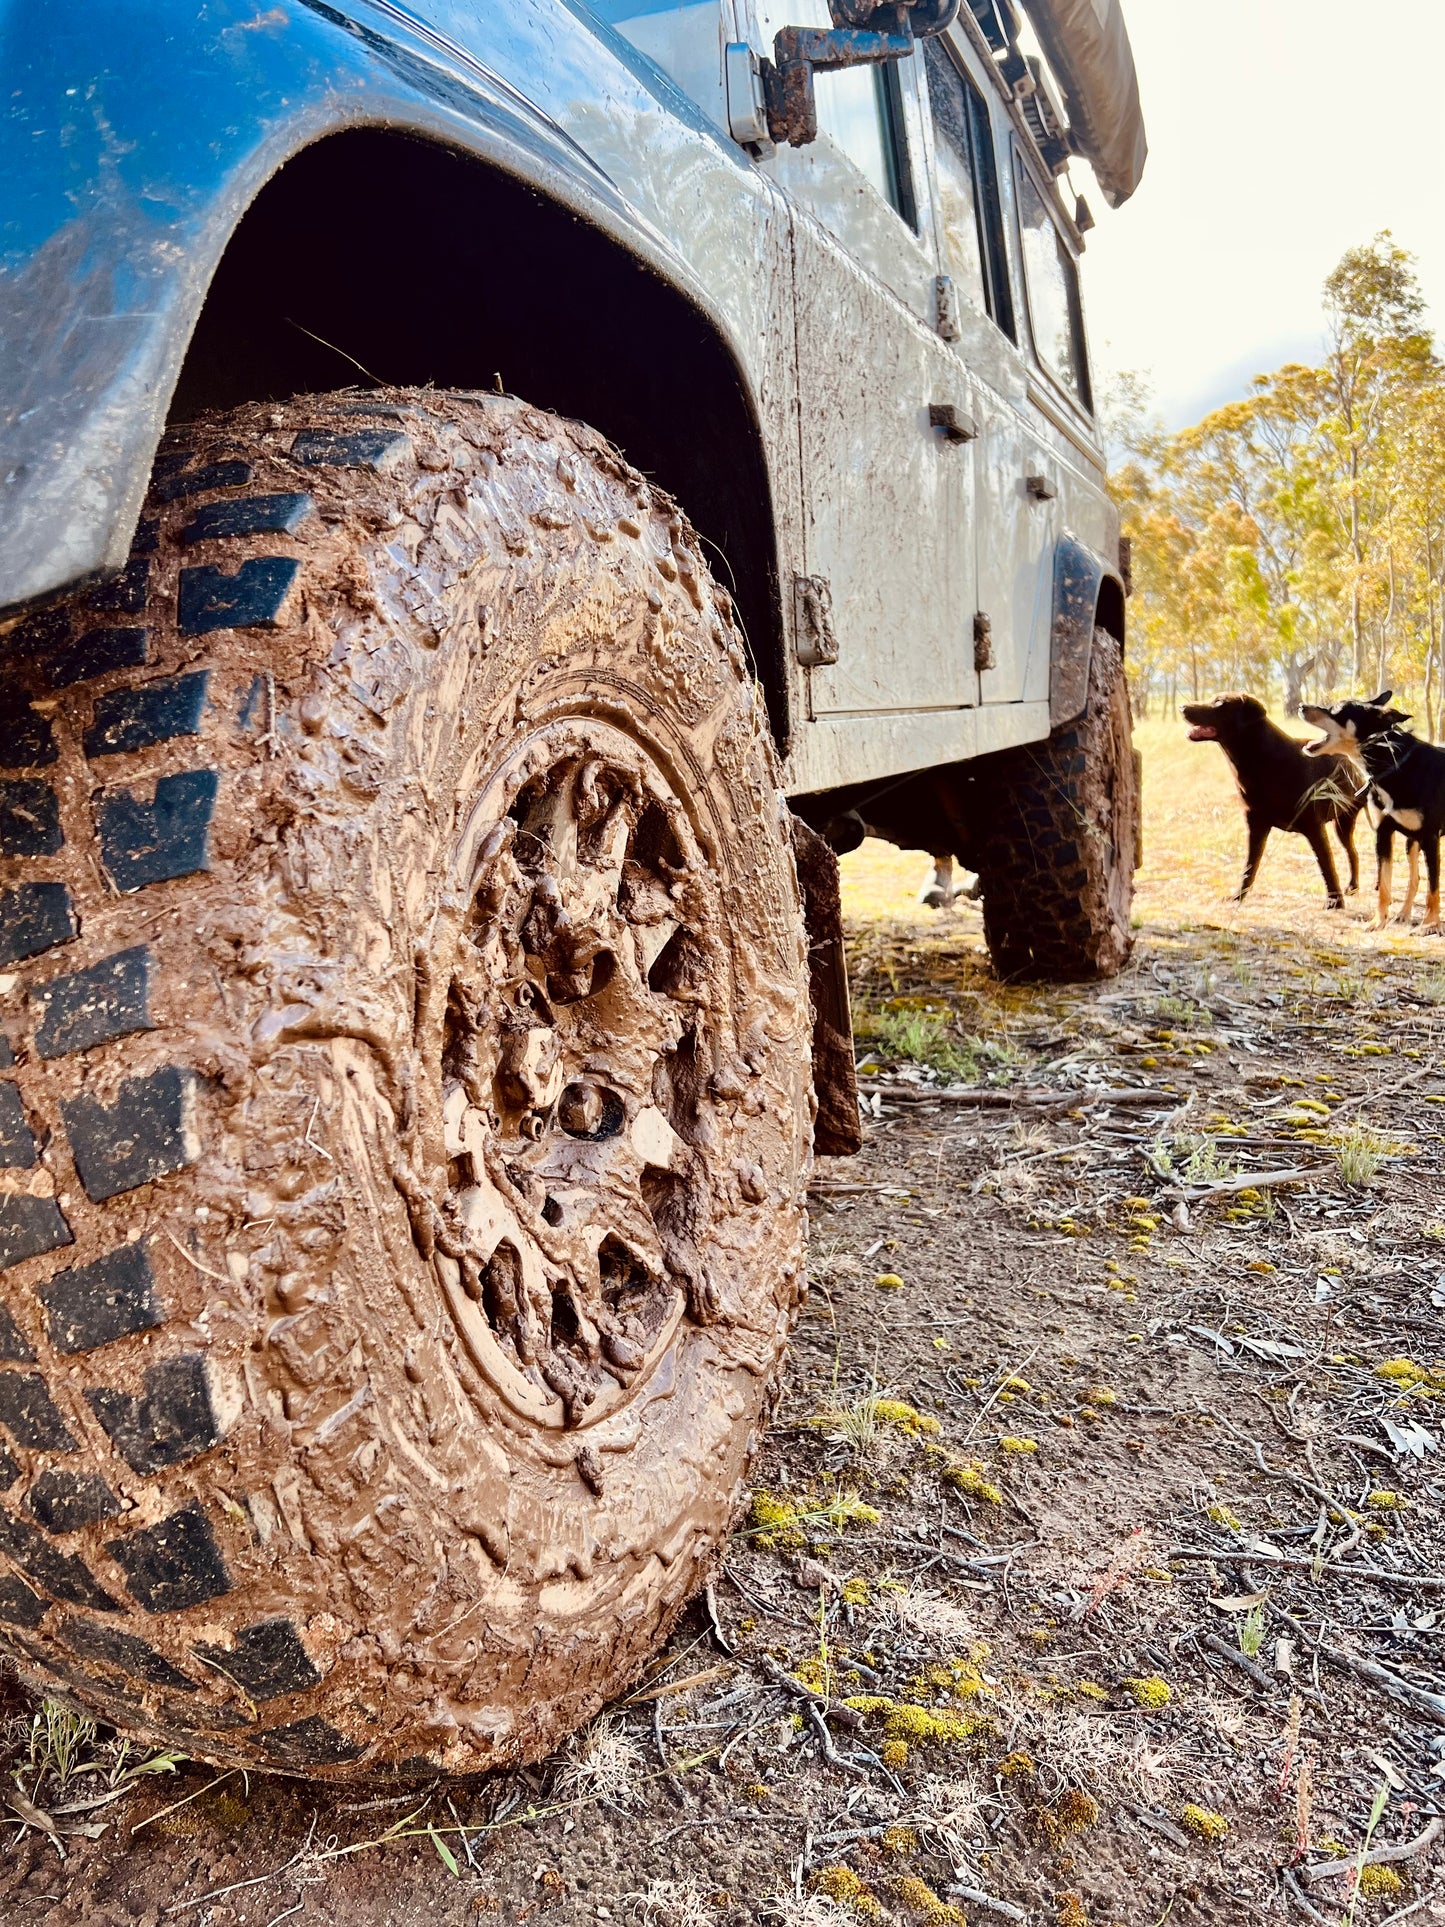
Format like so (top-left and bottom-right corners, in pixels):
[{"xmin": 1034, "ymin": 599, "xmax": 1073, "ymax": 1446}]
[
  {"xmin": 974, "ymin": 628, "xmax": 1139, "ymax": 981},
  {"xmin": 0, "ymin": 390, "xmax": 811, "ymax": 1775}
]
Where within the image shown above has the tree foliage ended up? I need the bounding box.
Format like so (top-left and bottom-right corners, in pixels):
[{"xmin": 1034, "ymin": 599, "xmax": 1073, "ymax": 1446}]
[{"xmin": 1114, "ymin": 235, "xmax": 1445, "ymax": 733}]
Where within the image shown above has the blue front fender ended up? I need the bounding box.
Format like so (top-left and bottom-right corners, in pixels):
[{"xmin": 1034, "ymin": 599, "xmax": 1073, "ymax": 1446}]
[{"xmin": 0, "ymin": 0, "xmax": 688, "ymax": 616}]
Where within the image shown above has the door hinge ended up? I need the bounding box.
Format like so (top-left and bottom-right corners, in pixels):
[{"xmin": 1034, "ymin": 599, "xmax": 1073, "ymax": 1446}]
[
  {"xmin": 973, "ymin": 610, "xmax": 995, "ymax": 672},
  {"xmin": 929, "ymin": 402, "xmax": 977, "ymax": 443},
  {"xmin": 724, "ymin": 42, "xmax": 771, "ymax": 148},
  {"xmin": 935, "ymin": 273, "xmax": 961, "ymax": 341},
  {"xmin": 1025, "ymin": 473, "xmax": 1057, "ymax": 501},
  {"xmin": 794, "ymin": 574, "xmax": 838, "ymax": 667}
]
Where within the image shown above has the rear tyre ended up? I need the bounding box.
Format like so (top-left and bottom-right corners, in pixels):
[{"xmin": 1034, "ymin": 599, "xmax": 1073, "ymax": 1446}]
[
  {"xmin": 0, "ymin": 388, "xmax": 810, "ymax": 1776},
  {"xmin": 975, "ymin": 628, "xmax": 1138, "ymax": 981}
]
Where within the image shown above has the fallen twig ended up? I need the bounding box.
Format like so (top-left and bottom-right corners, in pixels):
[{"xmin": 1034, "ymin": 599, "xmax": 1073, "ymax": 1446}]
[
  {"xmin": 952, "ymin": 1885, "xmax": 1028, "ymax": 1921},
  {"xmin": 803, "ymin": 1699, "xmax": 869, "ymax": 1780},
  {"xmin": 1197, "ymin": 1628, "xmax": 1277, "ymax": 1695},
  {"xmin": 1314, "ymin": 1642, "xmax": 1445, "ymax": 1728},
  {"xmin": 1282, "ymin": 1867, "xmax": 1334, "ymax": 1925},
  {"xmin": 1156, "ymin": 1167, "xmax": 1314, "ymax": 1202},
  {"xmin": 1127, "ymin": 1802, "xmax": 1192, "ymax": 1849},
  {"xmin": 857, "ymin": 1083, "xmax": 1176, "ymax": 1109},
  {"xmin": 625, "ymin": 1664, "xmax": 732, "ymax": 1706},
  {"xmin": 1302, "ymin": 1815, "xmax": 1442, "ymax": 1882},
  {"xmin": 1168, "ymin": 1544, "xmax": 1445, "ymax": 1594}
]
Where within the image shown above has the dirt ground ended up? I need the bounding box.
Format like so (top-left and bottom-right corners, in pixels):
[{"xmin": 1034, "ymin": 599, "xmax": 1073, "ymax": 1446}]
[{"xmin": 2, "ymin": 717, "xmax": 1443, "ymax": 1927}]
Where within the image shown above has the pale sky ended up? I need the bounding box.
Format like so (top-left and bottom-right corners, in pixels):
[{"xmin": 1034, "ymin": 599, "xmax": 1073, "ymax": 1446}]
[{"xmin": 1076, "ymin": 0, "xmax": 1445, "ymax": 430}]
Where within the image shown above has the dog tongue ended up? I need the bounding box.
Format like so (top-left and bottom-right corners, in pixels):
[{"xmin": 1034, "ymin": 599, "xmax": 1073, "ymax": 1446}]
[{"xmin": 1187, "ymin": 725, "xmax": 1216, "ymax": 741}]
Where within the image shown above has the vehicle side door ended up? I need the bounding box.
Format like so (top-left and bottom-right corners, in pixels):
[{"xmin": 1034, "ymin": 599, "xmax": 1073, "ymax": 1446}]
[
  {"xmin": 920, "ymin": 29, "xmax": 1053, "ymax": 715},
  {"xmin": 754, "ymin": 0, "xmax": 979, "ymax": 782}
]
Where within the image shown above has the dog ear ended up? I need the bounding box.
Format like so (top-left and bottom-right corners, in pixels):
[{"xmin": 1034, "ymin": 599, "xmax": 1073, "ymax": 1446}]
[{"xmin": 1367, "ymin": 689, "xmax": 1393, "ymax": 707}]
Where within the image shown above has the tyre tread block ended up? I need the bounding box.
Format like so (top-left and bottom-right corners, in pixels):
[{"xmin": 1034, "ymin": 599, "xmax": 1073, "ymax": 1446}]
[
  {"xmin": 45, "ymin": 627, "xmax": 150, "ymax": 691},
  {"xmin": 290, "ymin": 428, "xmax": 408, "ymax": 470},
  {"xmin": 41, "ymin": 1242, "xmax": 165, "ymax": 1353},
  {"xmin": 62, "ymin": 1066, "xmax": 199, "ymax": 1203},
  {"xmin": 87, "ymin": 559, "xmax": 152, "ymax": 618},
  {"xmin": 0, "ymin": 779, "xmax": 63, "ymax": 857},
  {"xmin": 0, "ymin": 1302, "xmax": 34, "ymax": 1363},
  {"xmin": 0, "ymin": 1370, "xmax": 78, "ymax": 1450},
  {"xmin": 61, "ymin": 1616, "xmax": 197, "ymax": 1692},
  {"xmin": 0, "ymin": 1509, "xmax": 122, "ymax": 1611},
  {"xmin": 182, "ymin": 493, "xmax": 314, "ymax": 543},
  {"xmin": 87, "ymin": 1354, "xmax": 225, "ymax": 1474},
  {"xmin": 155, "ymin": 460, "xmax": 253, "ymax": 502},
  {"xmin": 0, "ymin": 1082, "xmax": 38, "ymax": 1169},
  {"xmin": 84, "ymin": 671, "xmax": 209, "ymax": 758},
  {"xmin": 0, "ymin": 883, "xmax": 76, "ymax": 968},
  {"xmin": 28, "ymin": 1469, "xmax": 121, "ymax": 1533},
  {"xmin": 0, "ymin": 1194, "xmax": 73, "ymax": 1273},
  {"xmin": 0, "ymin": 682, "xmax": 58, "ymax": 770},
  {"xmin": 0, "ymin": 1572, "xmax": 47, "ymax": 1627},
  {"xmin": 34, "ymin": 945, "xmax": 153, "ymax": 1060},
  {"xmin": 107, "ymin": 1502, "xmax": 231, "ymax": 1613},
  {"xmin": 177, "ymin": 558, "xmax": 300, "ymax": 635},
  {"xmin": 257, "ymin": 1715, "xmax": 363, "ymax": 1766},
  {"xmin": 194, "ymin": 1617, "xmax": 321, "ymax": 1701},
  {"xmin": 97, "ymin": 769, "xmax": 219, "ymax": 892}
]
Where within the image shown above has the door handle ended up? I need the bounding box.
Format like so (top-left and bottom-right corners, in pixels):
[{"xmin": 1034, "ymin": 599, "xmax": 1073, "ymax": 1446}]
[{"xmin": 1026, "ymin": 474, "xmax": 1057, "ymax": 500}]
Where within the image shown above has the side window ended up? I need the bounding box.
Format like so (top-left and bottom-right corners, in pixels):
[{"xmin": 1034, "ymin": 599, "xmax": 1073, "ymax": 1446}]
[
  {"xmin": 922, "ymin": 38, "xmax": 1013, "ymax": 338},
  {"xmin": 815, "ymin": 62, "xmax": 917, "ymax": 227},
  {"xmin": 1013, "ymin": 153, "xmax": 1092, "ymax": 410}
]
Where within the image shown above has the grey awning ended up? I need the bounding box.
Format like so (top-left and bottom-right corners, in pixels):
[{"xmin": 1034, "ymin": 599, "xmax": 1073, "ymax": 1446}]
[{"xmin": 1018, "ymin": 0, "xmax": 1147, "ymax": 206}]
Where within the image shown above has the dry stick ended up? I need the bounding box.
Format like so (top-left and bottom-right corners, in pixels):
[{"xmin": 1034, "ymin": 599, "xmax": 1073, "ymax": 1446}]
[
  {"xmin": 802, "ymin": 1700, "xmax": 869, "ymax": 1781},
  {"xmin": 960, "ymin": 1343, "xmax": 1044, "ymax": 1448},
  {"xmin": 859, "ymin": 1083, "xmax": 1177, "ymax": 1109},
  {"xmin": 131, "ymin": 1769, "xmax": 241, "ymax": 1836},
  {"xmin": 1302, "ymin": 1815, "xmax": 1443, "ymax": 1883},
  {"xmin": 165, "ymin": 1817, "xmax": 321, "ymax": 1916},
  {"xmin": 1379, "ymin": 1895, "xmax": 1443, "ymax": 1927},
  {"xmin": 952, "ymin": 1887, "xmax": 1028, "ymax": 1923},
  {"xmin": 1167, "ymin": 1542, "xmax": 1445, "ymax": 1596},
  {"xmin": 1197, "ymin": 1628, "xmax": 1278, "ymax": 1695},
  {"xmin": 1315, "ymin": 1641, "xmax": 1445, "ymax": 1727},
  {"xmin": 1127, "ymin": 1803, "xmax": 1193, "ymax": 1850},
  {"xmin": 1282, "ymin": 1867, "xmax": 1334, "ymax": 1926},
  {"xmin": 1156, "ymin": 1167, "xmax": 1315, "ymax": 1202}
]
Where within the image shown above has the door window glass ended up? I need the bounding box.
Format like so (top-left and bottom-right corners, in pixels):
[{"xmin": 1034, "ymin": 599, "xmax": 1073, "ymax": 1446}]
[
  {"xmin": 1014, "ymin": 154, "xmax": 1091, "ymax": 409},
  {"xmin": 815, "ymin": 63, "xmax": 916, "ymax": 226},
  {"xmin": 923, "ymin": 39, "xmax": 1013, "ymax": 336}
]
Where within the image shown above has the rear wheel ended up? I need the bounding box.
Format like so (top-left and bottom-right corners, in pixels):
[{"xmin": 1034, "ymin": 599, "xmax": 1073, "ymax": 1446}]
[
  {"xmin": 0, "ymin": 388, "xmax": 810, "ymax": 1775},
  {"xmin": 975, "ymin": 628, "xmax": 1138, "ymax": 981}
]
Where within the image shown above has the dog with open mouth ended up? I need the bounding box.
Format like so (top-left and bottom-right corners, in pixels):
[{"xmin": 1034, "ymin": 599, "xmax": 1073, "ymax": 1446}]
[
  {"xmin": 1302, "ymin": 691, "xmax": 1445, "ymax": 932},
  {"xmin": 1182, "ymin": 693, "xmax": 1363, "ymax": 908}
]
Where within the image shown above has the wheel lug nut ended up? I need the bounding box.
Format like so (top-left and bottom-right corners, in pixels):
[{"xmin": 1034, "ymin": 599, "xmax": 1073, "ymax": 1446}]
[{"xmin": 558, "ymin": 1081, "xmax": 605, "ymax": 1135}]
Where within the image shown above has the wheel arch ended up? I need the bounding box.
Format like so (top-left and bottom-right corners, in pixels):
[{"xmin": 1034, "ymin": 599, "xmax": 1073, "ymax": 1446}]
[
  {"xmin": 1048, "ymin": 532, "xmax": 1125, "ymax": 729},
  {"xmin": 166, "ymin": 126, "xmax": 792, "ymax": 750}
]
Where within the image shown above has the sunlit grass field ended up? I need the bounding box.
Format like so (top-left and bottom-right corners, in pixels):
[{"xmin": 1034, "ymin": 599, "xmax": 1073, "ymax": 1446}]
[{"xmin": 839, "ymin": 713, "xmax": 1441, "ymax": 962}]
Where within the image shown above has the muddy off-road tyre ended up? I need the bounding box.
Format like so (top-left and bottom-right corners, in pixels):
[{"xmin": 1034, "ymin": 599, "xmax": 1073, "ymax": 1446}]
[
  {"xmin": 975, "ymin": 628, "xmax": 1138, "ymax": 981},
  {"xmin": 0, "ymin": 389, "xmax": 811, "ymax": 1776}
]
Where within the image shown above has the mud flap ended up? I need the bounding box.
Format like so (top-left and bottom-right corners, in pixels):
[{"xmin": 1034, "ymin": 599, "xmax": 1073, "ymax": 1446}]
[{"xmin": 790, "ymin": 815, "xmax": 862, "ymax": 1157}]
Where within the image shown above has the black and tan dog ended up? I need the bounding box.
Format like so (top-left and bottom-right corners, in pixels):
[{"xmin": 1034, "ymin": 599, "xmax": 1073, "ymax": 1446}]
[
  {"xmin": 1303, "ymin": 692, "xmax": 1445, "ymax": 932},
  {"xmin": 1183, "ymin": 693, "xmax": 1363, "ymax": 907}
]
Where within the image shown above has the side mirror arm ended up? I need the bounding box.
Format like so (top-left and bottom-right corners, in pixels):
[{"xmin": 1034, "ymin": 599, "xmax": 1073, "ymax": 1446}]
[{"xmin": 760, "ymin": 3, "xmax": 961, "ymax": 148}]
